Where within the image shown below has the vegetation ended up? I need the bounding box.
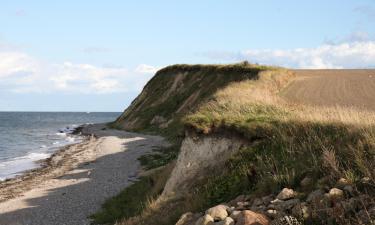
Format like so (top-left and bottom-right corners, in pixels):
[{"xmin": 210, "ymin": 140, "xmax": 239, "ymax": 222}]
[{"xmin": 93, "ymin": 63, "xmax": 375, "ymax": 225}]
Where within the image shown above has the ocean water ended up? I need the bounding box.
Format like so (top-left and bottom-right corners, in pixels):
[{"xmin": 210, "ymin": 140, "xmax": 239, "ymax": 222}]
[{"xmin": 0, "ymin": 112, "xmax": 121, "ymax": 181}]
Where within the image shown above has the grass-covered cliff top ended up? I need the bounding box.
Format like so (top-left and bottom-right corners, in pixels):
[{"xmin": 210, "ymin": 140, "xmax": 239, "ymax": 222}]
[{"xmin": 113, "ymin": 62, "xmax": 279, "ymax": 140}]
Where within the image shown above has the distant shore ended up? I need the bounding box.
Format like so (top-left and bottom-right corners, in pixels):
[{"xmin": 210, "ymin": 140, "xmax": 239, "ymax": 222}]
[{"xmin": 0, "ymin": 123, "xmax": 166, "ymax": 225}]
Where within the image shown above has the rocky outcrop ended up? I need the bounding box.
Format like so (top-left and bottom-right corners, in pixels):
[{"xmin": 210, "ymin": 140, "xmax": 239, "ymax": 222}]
[{"xmin": 162, "ymin": 133, "xmax": 247, "ymax": 197}]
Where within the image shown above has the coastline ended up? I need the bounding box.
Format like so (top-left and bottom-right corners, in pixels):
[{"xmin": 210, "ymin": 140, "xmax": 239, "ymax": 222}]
[
  {"xmin": 0, "ymin": 123, "xmax": 167, "ymax": 225},
  {"xmin": 0, "ymin": 135, "xmax": 93, "ymax": 202}
]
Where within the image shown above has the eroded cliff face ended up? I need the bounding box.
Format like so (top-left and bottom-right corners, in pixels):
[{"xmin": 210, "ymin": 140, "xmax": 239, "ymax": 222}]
[
  {"xmin": 113, "ymin": 64, "xmax": 263, "ymax": 132},
  {"xmin": 162, "ymin": 133, "xmax": 247, "ymax": 198}
]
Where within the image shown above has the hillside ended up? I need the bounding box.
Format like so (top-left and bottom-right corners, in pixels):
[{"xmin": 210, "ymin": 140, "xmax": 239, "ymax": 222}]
[
  {"xmin": 93, "ymin": 64, "xmax": 375, "ymax": 225},
  {"xmin": 113, "ymin": 63, "xmax": 275, "ymax": 137}
]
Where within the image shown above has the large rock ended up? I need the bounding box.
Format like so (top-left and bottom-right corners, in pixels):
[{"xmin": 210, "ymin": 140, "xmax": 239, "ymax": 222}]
[
  {"xmin": 236, "ymin": 210, "xmax": 269, "ymax": 225},
  {"xmin": 205, "ymin": 205, "xmax": 229, "ymax": 221},
  {"xmin": 276, "ymin": 188, "xmax": 295, "ymax": 200},
  {"xmin": 195, "ymin": 214, "xmax": 214, "ymax": 225}
]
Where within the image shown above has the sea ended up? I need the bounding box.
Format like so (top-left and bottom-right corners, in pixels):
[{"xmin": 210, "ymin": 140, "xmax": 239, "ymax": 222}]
[{"xmin": 0, "ymin": 112, "xmax": 121, "ymax": 181}]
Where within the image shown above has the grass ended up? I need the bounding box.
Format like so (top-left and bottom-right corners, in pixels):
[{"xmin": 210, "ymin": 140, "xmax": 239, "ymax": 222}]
[{"xmin": 95, "ymin": 63, "xmax": 375, "ymax": 225}]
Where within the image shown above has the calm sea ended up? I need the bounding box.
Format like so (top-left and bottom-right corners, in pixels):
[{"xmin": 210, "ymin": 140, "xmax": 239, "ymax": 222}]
[{"xmin": 0, "ymin": 112, "xmax": 121, "ymax": 181}]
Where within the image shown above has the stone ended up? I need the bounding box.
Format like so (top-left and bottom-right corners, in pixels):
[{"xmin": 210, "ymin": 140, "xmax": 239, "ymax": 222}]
[
  {"xmin": 205, "ymin": 205, "xmax": 228, "ymax": 221},
  {"xmin": 328, "ymin": 188, "xmax": 344, "ymax": 201},
  {"xmin": 236, "ymin": 210, "xmax": 269, "ymax": 225},
  {"xmin": 291, "ymin": 202, "xmax": 310, "ymax": 219},
  {"xmin": 265, "ymin": 209, "xmax": 278, "ymax": 219},
  {"xmin": 236, "ymin": 201, "xmax": 250, "ymax": 210},
  {"xmin": 176, "ymin": 212, "xmax": 194, "ymax": 225},
  {"xmin": 214, "ymin": 217, "xmax": 235, "ymax": 225},
  {"xmin": 226, "ymin": 206, "xmax": 235, "ymax": 215},
  {"xmin": 261, "ymin": 195, "xmax": 273, "ymax": 205},
  {"xmin": 270, "ymin": 216, "xmax": 302, "ymax": 225},
  {"xmin": 306, "ymin": 189, "xmax": 325, "ymax": 203},
  {"xmin": 252, "ymin": 198, "xmax": 263, "ymax": 207},
  {"xmin": 361, "ymin": 177, "xmax": 371, "ymax": 184},
  {"xmin": 270, "ymin": 199, "xmax": 284, "ymax": 204},
  {"xmin": 276, "ymin": 188, "xmax": 295, "ymax": 200},
  {"xmin": 229, "ymin": 210, "xmax": 242, "ymax": 221},
  {"xmin": 336, "ymin": 178, "xmax": 350, "ymax": 188},
  {"xmin": 270, "ymin": 198, "xmax": 299, "ymax": 212},
  {"xmin": 343, "ymin": 185, "xmax": 354, "ymax": 196},
  {"xmin": 196, "ymin": 214, "xmax": 214, "ymax": 225},
  {"xmin": 229, "ymin": 195, "xmax": 247, "ymax": 206}
]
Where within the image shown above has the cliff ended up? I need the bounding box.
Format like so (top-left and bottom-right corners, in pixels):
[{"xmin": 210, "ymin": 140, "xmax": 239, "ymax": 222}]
[{"xmin": 95, "ymin": 63, "xmax": 375, "ymax": 225}]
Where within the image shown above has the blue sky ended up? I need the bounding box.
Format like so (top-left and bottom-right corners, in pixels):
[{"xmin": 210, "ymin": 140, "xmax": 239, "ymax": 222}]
[{"xmin": 1, "ymin": 0, "xmax": 375, "ymax": 111}]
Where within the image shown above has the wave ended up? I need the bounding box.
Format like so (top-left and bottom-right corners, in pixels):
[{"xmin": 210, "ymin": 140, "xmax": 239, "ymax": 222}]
[{"xmin": 0, "ymin": 152, "xmax": 51, "ymax": 181}]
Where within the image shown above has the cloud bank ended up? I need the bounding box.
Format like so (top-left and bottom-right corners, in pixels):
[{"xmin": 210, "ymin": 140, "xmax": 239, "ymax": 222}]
[
  {"xmin": 0, "ymin": 48, "xmax": 159, "ymax": 94},
  {"xmin": 203, "ymin": 41, "xmax": 375, "ymax": 69}
]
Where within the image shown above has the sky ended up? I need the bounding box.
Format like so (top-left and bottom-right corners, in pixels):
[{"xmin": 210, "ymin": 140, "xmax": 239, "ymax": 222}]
[{"xmin": 1, "ymin": 0, "xmax": 375, "ymax": 112}]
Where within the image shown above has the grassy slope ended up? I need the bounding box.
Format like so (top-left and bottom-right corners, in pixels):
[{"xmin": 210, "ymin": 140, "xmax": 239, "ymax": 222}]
[
  {"xmin": 94, "ymin": 64, "xmax": 375, "ymax": 225},
  {"xmin": 92, "ymin": 63, "xmax": 279, "ymax": 224}
]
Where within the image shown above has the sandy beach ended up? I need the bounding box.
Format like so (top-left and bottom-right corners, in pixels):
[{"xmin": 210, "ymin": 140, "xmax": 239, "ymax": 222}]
[{"xmin": 0, "ymin": 124, "xmax": 166, "ymax": 225}]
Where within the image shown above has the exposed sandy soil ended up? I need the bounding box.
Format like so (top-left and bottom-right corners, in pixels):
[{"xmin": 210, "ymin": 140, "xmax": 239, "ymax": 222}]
[
  {"xmin": 281, "ymin": 70, "xmax": 375, "ymax": 110},
  {"xmin": 0, "ymin": 124, "xmax": 167, "ymax": 225}
]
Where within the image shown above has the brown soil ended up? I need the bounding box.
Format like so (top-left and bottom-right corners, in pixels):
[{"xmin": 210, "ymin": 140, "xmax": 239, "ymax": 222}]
[{"xmin": 281, "ymin": 69, "xmax": 375, "ymax": 110}]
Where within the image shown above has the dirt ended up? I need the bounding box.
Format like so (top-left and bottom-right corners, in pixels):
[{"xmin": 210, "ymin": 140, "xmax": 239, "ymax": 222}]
[{"xmin": 281, "ymin": 69, "xmax": 375, "ymax": 110}]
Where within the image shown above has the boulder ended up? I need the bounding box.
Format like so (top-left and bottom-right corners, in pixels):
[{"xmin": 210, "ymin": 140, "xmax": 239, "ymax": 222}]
[
  {"xmin": 206, "ymin": 205, "xmax": 228, "ymax": 221},
  {"xmin": 276, "ymin": 188, "xmax": 295, "ymax": 200},
  {"xmin": 196, "ymin": 214, "xmax": 214, "ymax": 225},
  {"xmin": 236, "ymin": 210, "xmax": 269, "ymax": 225}
]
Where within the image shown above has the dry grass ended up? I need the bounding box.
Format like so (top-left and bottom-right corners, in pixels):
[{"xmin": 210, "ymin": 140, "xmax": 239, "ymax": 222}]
[{"xmin": 116, "ymin": 67, "xmax": 375, "ymax": 225}]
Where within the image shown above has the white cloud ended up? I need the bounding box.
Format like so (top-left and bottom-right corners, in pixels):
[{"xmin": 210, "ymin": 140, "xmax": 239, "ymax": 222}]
[
  {"xmin": 135, "ymin": 64, "xmax": 160, "ymax": 74},
  {"xmin": 0, "ymin": 48, "xmax": 158, "ymax": 94},
  {"xmin": 203, "ymin": 41, "xmax": 375, "ymax": 69}
]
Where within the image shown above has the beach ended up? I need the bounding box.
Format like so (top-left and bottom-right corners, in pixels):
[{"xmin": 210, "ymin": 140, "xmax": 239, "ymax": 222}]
[{"xmin": 0, "ymin": 124, "xmax": 166, "ymax": 225}]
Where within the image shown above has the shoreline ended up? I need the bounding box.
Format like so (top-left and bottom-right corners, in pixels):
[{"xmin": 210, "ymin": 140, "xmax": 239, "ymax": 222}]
[
  {"xmin": 0, "ymin": 123, "xmax": 167, "ymax": 225},
  {"xmin": 0, "ymin": 135, "xmax": 93, "ymax": 202}
]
